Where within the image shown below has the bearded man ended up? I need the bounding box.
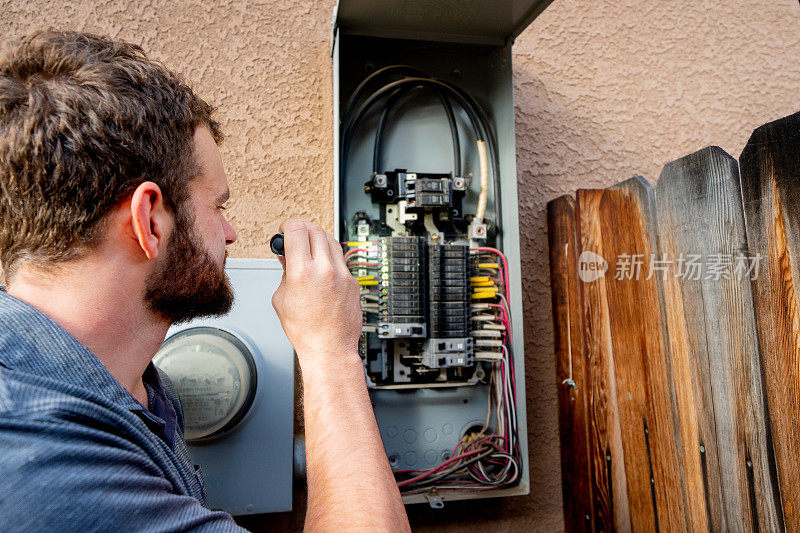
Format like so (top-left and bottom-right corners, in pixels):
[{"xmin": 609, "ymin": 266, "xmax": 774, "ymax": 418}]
[{"xmin": 0, "ymin": 30, "xmax": 409, "ymax": 532}]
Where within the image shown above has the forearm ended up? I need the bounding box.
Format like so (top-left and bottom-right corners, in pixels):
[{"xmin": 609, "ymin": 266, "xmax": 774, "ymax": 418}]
[{"xmin": 300, "ymin": 353, "xmax": 410, "ymax": 532}]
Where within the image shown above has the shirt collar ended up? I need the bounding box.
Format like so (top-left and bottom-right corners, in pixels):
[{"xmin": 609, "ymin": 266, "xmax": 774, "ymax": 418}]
[
  {"xmin": 142, "ymin": 363, "xmax": 179, "ymax": 448},
  {"xmin": 0, "ymin": 288, "xmax": 145, "ymax": 412}
]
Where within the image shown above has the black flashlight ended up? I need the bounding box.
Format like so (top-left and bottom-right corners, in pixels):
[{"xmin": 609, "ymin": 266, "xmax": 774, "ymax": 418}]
[{"xmin": 270, "ymin": 233, "xmax": 285, "ymax": 256}]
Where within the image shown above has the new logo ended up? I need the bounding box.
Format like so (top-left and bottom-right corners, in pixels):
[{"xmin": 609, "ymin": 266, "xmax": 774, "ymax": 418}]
[{"xmin": 578, "ymin": 250, "xmax": 608, "ymax": 282}]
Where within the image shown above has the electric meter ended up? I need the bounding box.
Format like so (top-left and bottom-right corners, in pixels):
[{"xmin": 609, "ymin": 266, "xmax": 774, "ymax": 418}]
[{"xmin": 154, "ymin": 327, "xmax": 257, "ymax": 442}]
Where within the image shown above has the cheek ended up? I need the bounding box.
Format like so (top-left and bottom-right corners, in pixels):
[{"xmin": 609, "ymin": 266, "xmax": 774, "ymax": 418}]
[
  {"xmin": 210, "ymin": 214, "xmax": 229, "ymax": 251},
  {"xmin": 192, "ymin": 212, "xmax": 225, "ymax": 255}
]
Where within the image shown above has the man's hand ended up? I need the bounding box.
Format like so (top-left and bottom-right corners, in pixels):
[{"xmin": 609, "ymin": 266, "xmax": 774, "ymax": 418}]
[
  {"xmin": 271, "ymin": 219, "xmax": 362, "ymax": 365},
  {"xmin": 270, "ymin": 218, "xmax": 410, "ymax": 532}
]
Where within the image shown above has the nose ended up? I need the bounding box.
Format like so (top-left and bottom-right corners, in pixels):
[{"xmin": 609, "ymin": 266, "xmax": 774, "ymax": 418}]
[{"xmin": 223, "ymin": 216, "xmax": 237, "ymax": 245}]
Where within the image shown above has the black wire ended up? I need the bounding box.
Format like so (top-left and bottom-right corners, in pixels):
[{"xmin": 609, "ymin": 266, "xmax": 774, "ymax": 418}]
[
  {"xmin": 372, "ymin": 86, "xmax": 462, "ymax": 177},
  {"xmin": 435, "ymin": 90, "xmax": 461, "ymax": 178},
  {"xmin": 344, "ymin": 78, "xmax": 483, "ymax": 143},
  {"xmin": 342, "ymin": 78, "xmax": 483, "ymax": 175},
  {"xmin": 372, "ymin": 87, "xmax": 409, "ymax": 174},
  {"xmin": 439, "ymin": 82, "xmax": 503, "ymax": 240},
  {"xmin": 341, "ymin": 67, "xmax": 430, "ymax": 223},
  {"xmin": 341, "ymin": 73, "xmax": 503, "ymax": 243},
  {"xmin": 340, "ymin": 77, "xmax": 483, "ymax": 223},
  {"xmin": 343, "ymin": 65, "xmax": 429, "ymax": 131}
]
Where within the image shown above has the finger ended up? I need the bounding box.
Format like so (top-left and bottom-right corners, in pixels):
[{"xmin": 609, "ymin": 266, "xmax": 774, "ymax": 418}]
[
  {"xmin": 308, "ymin": 224, "xmax": 332, "ymax": 263},
  {"xmin": 279, "ymin": 219, "xmax": 311, "ymax": 269},
  {"xmin": 326, "ymin": 233, "xmax": 350, "ymax": 275},
  {"xmin": 277, "ymin": 256, "xmax": 287, "ymax": 284}
]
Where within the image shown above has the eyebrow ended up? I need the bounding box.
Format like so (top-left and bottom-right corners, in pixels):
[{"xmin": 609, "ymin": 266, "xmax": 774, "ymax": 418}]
[{"xmin": 215, "ymin": 189, "xmax": 230, "ymax": 204}]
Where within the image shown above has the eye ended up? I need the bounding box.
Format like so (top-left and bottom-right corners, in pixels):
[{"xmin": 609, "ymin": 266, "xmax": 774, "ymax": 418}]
[{"xmin": 217, "ymin": 204, "xmax": 228, "ymax": 211}]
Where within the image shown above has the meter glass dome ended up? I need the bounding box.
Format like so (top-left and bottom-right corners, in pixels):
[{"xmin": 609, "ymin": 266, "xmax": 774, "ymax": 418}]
[{"xmin": 154, "ymin": 327, "xmax": 257, "ymax": 442}]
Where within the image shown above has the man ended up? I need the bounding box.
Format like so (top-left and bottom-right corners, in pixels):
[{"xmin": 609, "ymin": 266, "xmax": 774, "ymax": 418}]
[{"xmin": 0, "ymin": 30, "xmax": 409, "ymax": 532}]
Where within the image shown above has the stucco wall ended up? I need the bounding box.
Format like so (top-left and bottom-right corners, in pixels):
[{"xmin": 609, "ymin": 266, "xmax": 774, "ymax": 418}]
[{"xmin": 3, "ymin": 0, "xmax": 800, "ymax": 531}]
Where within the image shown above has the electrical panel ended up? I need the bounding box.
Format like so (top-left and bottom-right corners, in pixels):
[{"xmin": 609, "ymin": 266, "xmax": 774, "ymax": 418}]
[{"xmin": 333, "ymin": 0, "xmax": 551, "ymax": 502}]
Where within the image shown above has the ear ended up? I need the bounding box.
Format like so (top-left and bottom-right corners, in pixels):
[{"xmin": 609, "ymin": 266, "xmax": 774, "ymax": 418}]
[{"xmin": 130, "ymin": 181, "xmax": 168, "ymax": 260}]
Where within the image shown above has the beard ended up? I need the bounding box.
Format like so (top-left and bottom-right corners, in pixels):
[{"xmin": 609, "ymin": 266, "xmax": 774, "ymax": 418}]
[{"xmin": 144, "ymin": 208, "xmax": 234, "ymax": 324}]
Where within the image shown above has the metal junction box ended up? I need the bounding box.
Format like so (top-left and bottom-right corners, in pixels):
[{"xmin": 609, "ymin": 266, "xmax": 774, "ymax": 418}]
[{"xmin": 333, "ymin": 0, "xmax": 551, "ymax": 505}]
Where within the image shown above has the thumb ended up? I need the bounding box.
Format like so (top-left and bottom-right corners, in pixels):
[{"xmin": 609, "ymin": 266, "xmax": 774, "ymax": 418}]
[{"xmin": 271, "ymin": 286, "xmax": 284, "ymax": 315}]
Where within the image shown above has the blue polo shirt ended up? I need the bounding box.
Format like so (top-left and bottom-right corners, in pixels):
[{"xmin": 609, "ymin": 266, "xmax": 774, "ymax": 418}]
[{"xmin": 0, "ymin": 289, "xmax": 245, "ymax": 531}]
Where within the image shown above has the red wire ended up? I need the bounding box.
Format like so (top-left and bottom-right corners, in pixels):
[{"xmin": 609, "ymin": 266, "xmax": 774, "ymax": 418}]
[
  {"xmin": 396, "ymin": 448, "xmax": 485, "ymax": 488},
  {"xmin": 395, "ymin": 249, "xmax": 517, "ymax": 490},
  {"xmin": 343, "ymin": 248, "xmax": 377, "ymax": 261},
  {"xmin": 471, "ymin": 247, "xmax": 510, "ymax": 302}
]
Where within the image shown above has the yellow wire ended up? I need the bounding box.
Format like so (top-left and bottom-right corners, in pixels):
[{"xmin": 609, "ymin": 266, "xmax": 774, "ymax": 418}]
[{"xmin": 472, "ymin": 290, "xmax": 497, "ymax": 299}]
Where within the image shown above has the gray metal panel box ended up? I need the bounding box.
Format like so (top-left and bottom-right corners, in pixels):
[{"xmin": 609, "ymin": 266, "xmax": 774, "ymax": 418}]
[
  {"xmin": 333, "ymin": 0, "xmax": 550, "ymax": 505},
  {"xmin": 162, "ymin": 259, "xmax": 295, "ymax": 515}
]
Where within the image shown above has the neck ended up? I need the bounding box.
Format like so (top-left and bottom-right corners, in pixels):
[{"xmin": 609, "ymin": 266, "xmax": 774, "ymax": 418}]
[{"xmin": 7, "ymin": 259, "xmax": 168, "ymax": 406}]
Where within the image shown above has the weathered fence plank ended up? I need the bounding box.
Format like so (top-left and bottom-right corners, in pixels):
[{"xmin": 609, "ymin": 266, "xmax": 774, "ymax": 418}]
[
  {"xmin": 548, "ymin": 194, "xmax": 594, "ymax": 532},
  {"xmin": 576, "ymin": 189, "xmax": 631, "ymax": 533},
  {"xmin": 740, "ymin": 111, "xmax": 800, "ymax": 530},
  {"xmin": 656, "ymin": 146, "xmax": 782, "ymax": 532},
  {"xmin": 598, "ymin": 176, "xmax": 689, "ymax": 532},
  {"xmin": 654, "ymin": 156, "xmax": 713, "ymax": 533}
]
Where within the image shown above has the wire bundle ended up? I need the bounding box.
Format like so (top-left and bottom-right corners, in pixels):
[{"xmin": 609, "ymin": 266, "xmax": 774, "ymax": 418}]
[
  {"xmin": 339, "ymin": 65, "xmax": 502, "ymax": 233},
  {"xmin": 394, "ymin": 247, "xmax": 520, "ymax": 496},
  {"xmin": 342, "ymin": 242, "xmax": 383, "ymax": 330}
]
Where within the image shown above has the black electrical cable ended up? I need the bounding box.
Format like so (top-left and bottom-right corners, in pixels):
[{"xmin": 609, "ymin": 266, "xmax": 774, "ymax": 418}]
[
  {"xmin": 436, "ymin": 90, "xmax": 462, "ymax": 179},
  {"xmin": 372, "ymin": 87, "xmax": 410, "ymax": 174},
  {"xmin": 341, "ymin": 78, "xmax": 484, "ymax": 184},
  {"xmin": 341, "ymin": 67, "xmax": 430, "ymax": 196},
  {"xmin": 344, "ymin": 78, "xmax": 483, "ymax": 145},
  {"xmin": 341, "ymin": 72, "xmax": 504, "ymax": 243},
  {"xmin": 372, "ymin": 86, "xmax": 461, "ymax": 178},
  {"xmin": 438, "ymin": 81, "xmax": 503, "ymax": 239},
  {"xmin": 341, "ymin": 77, "xmax": 482, "ymax": 205},
  {"xmin": 343, "ymin": 65, "xmax": 429, "ymax": 129}
]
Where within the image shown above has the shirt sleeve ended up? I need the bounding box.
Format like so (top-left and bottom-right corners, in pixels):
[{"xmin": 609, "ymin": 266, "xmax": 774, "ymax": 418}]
[{"xmin": 0, "ymin": 412, "xmax": 249, "ymax": 532}]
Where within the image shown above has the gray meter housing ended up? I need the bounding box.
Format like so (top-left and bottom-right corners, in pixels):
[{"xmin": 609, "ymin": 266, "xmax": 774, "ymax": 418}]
[{"xmin": 155, "ymin": 259, "xmax": 294, "ymax": 515}]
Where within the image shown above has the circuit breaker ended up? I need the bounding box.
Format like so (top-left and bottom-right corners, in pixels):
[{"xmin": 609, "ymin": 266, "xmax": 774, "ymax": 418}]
[{"xmin": 333, "ymin": 0, "xmax": 551, "ymax": 505}]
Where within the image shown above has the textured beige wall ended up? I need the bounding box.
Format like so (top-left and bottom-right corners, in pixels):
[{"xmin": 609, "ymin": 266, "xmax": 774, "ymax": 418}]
[{"xmin": 3, "ymin": 0, "xmax": 800, "ymax": 530}]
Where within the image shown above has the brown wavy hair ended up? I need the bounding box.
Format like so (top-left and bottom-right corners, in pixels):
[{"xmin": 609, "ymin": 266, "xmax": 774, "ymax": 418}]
[{"xmin": 0, "ymin": 29, "xmax": 221, "ymax": 280}]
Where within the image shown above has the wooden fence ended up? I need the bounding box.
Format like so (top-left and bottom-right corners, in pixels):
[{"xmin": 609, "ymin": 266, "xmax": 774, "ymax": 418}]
[{"xmin": 547, "ymin": 111, "xmax": 800, "ymax": 532}]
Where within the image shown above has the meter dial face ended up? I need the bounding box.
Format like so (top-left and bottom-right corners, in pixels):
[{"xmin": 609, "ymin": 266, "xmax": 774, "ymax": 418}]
[{"xmin": 154, "ymin": 327, "xmax": 257, "ymax": 442}]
